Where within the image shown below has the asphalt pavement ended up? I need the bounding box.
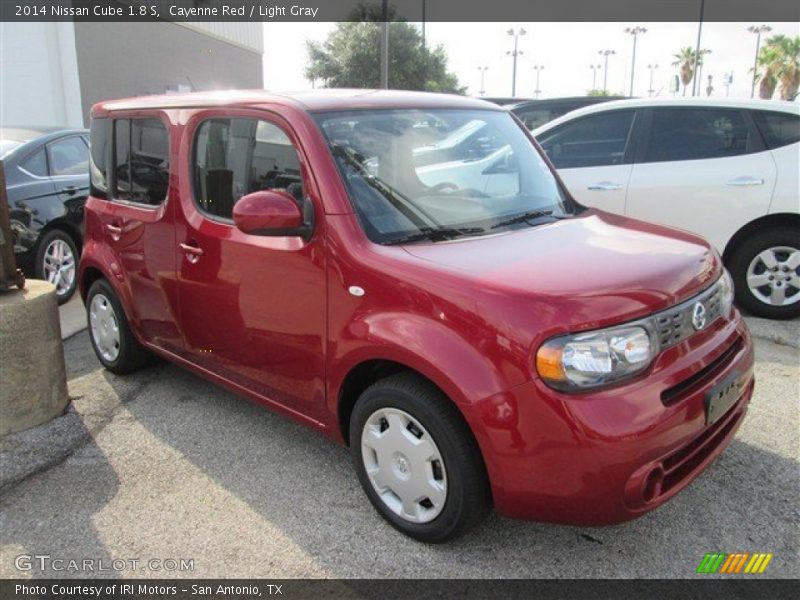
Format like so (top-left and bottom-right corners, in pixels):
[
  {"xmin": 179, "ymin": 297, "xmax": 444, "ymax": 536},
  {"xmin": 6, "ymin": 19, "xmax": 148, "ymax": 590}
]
[{"xmin": 0, "ymin": 314, "xmax": 798, "ymax": 579}]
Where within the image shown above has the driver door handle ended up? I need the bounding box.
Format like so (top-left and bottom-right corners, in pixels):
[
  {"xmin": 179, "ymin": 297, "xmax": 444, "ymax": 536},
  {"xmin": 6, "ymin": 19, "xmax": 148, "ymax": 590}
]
[
  {"xmin": 105, "ymin": 224, "xmax": 122, "ymax": 241},
  {"xmin": 180, "ymin": 242, "xmax": 204, "ymax": 264},
  {"xmin": 726, "ymin": 176, "xmax": 765, "ymax": 187},
  {"xmin": 587, "ymin": 182, "xmax": 623, "ymax": 191}
]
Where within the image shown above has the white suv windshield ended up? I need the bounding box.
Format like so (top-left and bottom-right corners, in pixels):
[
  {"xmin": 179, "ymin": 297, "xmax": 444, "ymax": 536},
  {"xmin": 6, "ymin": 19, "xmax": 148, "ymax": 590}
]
[{"xmin": 315, "ymin": 109, "xmax": 572, "ymax": 244}]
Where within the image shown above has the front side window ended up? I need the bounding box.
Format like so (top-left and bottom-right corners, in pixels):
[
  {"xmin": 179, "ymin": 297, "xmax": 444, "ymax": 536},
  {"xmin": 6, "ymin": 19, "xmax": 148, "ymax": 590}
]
[
  {"xmin": 537, "ymin": 110, "xmax": 635, "ymax": 169},
  {"xmin": 90, "ymin": 118, "xmax": 109, "ymax": 198},
  {"xmin": 315, "ymin": 109, "xmax": 571, "ymax": 244},
  {"xmin": 113, "ymin": 118, "xmax": 169, "ymax": 206},
  {"xmin": 644, "ymin": 108, "xmax": 754, "ymax": 163},
  {"xmin": 47, "ymin": 136, "xmax": 88, "ymax": 176},
  {"xmin": 752, "ymin": 110, "xmax": 800, "ymax": 149},
  {"xmin": 193, "ymin": 118, "xmax": 303, "ymax": 220}
]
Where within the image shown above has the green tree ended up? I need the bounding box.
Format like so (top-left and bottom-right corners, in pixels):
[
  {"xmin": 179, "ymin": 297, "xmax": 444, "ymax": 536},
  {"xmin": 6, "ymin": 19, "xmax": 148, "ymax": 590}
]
[
  {"xmin": 305, "ymin": 21, "xmax": 465, "ymax": 93},
  {"xmin": 756, "ymin": 35, "xmax": 800, "ymax": 100},
  {"xmin": 672, "ymin": 47, "xmax": 696, "ymax": 96}
]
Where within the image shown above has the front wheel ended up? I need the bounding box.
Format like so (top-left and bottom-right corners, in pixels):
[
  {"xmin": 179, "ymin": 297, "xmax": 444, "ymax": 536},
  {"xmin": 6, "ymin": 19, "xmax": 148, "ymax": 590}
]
[
  {"xmin": 350, "ymin": 372, "xmax": 491, "ymax": 543},
  {"xmin": 729, "ymin": 227, "xmax": 800, "ymax": 320}
]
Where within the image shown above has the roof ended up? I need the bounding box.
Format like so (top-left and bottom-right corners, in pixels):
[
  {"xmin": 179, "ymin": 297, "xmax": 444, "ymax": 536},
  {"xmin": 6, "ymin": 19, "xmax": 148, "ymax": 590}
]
[
  {"xmin": 93, "ymin": 89, "xmax": 504, "ymax": 116},
  {"xmin": 510, "ymin": 96, "xmax": 628, "ymax": 109},
  {"xmin": 534, "ymin": 97, "xmax": 800, "ymax": 134},
  {"xmin": 0, "ymin": 126, "xmax": 88, "ymax": 143}
]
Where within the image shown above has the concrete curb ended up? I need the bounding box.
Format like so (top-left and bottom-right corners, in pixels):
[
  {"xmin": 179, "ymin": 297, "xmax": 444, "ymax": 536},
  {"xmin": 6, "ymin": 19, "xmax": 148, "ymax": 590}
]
[{"xmin": 743, "ymin": 317, "xmax": 800, "ymax": 349}]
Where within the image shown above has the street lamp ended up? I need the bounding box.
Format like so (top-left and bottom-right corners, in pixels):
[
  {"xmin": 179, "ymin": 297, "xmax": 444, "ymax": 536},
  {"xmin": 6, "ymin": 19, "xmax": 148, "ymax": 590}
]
[
  {"xmin": 748, "ymin": 25, "xmax": 772, "ymax": 98},
  {"xmin": 647, "ymin": 63, "xmax": 659, "ymax": 96},
  {"xmin": 589, "ymin": 64, "xmax": 602, "ymax": 90},
  {"xmin": 532, "ymin": 65, "xmax": 544, "ymax": 99},
  {"xmin": 477, "ymin": 66, "xmax": 489, "ymax": 96},
  {"xmin": 598, "ymin": 49, "xmax": 616, "ymax": 93},
  {"xmin": 507, "ymin": 28, "xmax": 526, "ymax": 97},
  {"xmin": 624, "ymin": 26, "xmax": 647, "ymax": 97}
]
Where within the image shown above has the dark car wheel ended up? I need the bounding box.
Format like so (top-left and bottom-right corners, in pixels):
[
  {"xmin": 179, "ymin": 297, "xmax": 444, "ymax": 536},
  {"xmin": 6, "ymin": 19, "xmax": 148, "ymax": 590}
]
[
  {"xmin": 86, "ymin": 278, "xmax": 152, "ymax": 374},
  {"xmin": 350, "ymin": 372, "xmax": 491, "ymax": 543},
  {"xmin": 35, "ymin": 229, "xmax": 78, "ymax": 304},
  {"xmin": 729, "ymin": 227, "xmax": 800, "ymax": 320}
]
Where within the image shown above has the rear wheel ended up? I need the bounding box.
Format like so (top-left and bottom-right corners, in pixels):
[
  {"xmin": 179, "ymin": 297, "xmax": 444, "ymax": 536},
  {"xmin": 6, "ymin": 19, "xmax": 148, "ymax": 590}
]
[
  {"xmin": 350, "ymin": 372, "xmax": 491, "ymax": 543},
  {"xmin": 86, "ymin": 278, "xmax": 151, "ymax": 374},
  {"xmin": 729, "ymin": 227, "xmax": 800, "ymax": 320},
  {"xmin": 35, "ymin": 229, "xmax": 78, "ymax": 304}
]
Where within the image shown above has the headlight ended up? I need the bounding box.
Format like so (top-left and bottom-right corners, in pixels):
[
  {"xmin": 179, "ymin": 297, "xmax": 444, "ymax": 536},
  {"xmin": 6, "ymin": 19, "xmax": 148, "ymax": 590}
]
[
  {"xmin": 719, "ymin": 268, "xmax": 734, "ymax": 318},
  {"xmin": 536, "ymin": 325, "xmax": 657, "ymax": 391}
]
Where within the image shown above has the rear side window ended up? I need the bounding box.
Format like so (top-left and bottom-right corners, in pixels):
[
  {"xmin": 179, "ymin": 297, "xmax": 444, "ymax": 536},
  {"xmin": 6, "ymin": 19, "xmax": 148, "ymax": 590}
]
[
  {"xmin": 644, "ymin": 108, "xmax": 755, "ymax": 163},
  {"xmin": 752, "ymin": 110, "xmax": 800, "ymax": 149},
  {"xmin": 19, "ymin": 148, "xmax": 47, "ymax": 177},
  {"xmin": 193, "ymin": 118, "xmax": 303, "ymax": 220},
  {"xmin": 90, "ymin": 118, "xmax": 109, "ymax": 198},
  {"xmin": 47, "ymin": 136, "xmax": 88, "ymax": 176},
  {"xmin": 537, "ymin": 110, "xmax": 635, "ymax": 169},
  {"xmin": 113, "ymin": 118, "xmax": 169, "ymax": 206}
]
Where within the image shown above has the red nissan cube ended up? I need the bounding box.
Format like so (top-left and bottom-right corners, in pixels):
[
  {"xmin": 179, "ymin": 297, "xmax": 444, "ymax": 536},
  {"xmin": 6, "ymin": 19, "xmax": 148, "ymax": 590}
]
[{"xmin": 79, "ymin": 90, "xmax": 754, "ymax": 542}]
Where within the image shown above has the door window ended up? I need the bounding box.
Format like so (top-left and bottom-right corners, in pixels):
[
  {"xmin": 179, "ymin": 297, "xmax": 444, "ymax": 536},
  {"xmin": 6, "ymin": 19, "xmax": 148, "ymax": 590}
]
[
  {"xmin": 19, "ymin": 148, "xmax": 48, "ymax": 177},
  {"xmin": 47, "ymin": 136, "xmax": 88, "ymax": 176},
  {"xmin": 193, "ymin": 118, "xmax": 303, "ymax": 220},
  {"xmin": 113, "ymin": 118, "xmax": 169, "ymax": 206},
  {"xmin": 644, "ymin": 108, "xmax": 755, "ymax": 163},
  {"xmin": 537, "ymin": 110, "xmax": 635, "ymax": 169},
  {"xmin": 751, "ymin": 110, "xmax": 800, "ymax": 149}
]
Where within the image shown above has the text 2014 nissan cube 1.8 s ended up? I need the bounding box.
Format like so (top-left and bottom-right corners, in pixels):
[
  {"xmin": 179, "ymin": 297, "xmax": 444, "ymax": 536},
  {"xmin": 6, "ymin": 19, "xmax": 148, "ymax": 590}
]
[{"xmin": 80, "ymin": 90, "xmax": 754, "ymax": 542}]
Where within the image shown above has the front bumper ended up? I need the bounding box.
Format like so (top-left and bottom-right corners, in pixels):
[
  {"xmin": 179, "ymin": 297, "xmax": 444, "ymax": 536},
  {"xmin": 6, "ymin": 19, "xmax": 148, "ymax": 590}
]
[{"xmin": 468, "ymin": 312, "xmax": 754, "ymax": 524}]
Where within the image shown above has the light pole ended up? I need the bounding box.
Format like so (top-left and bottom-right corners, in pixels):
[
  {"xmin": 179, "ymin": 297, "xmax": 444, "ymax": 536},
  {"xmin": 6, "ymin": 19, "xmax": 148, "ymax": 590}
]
[
  {"xmin": 694, "ymin": 49, "xmax": 711, "ymax": 96},
  {"xmin": 598, "ymin": 49, "xmax": 616, "ymax": 93},
  {"xmin": 532, "ymin": 65, "xmax": 544, "ymax": 99},
  {"xmin": 691, "ymin": 0, "xmax": 706, "ymax": 96},
  {"xmin": 748, "ymin": 25, "xmax": 772, "ymax": 98},
  {"xmin": 380, "ymin": 0, "xmax": 389, "ymax": 89},
  {"xmin": 647, "ymin": 63, "xmax": 659, "ymax": 96},
  {"xmin": 624, "ymin": 26, "xmax": 647, "ymax": 97},
  {"xmin": 590, "ymin": 64, "xmax": 602, "ymax": 90},
  {"xmin": 507, "ymin": 28, "xmax": 526, "ymax": 97},
  {"xmin": 477, "ymin": 66, "xmax": 489, "ymax": 96}
]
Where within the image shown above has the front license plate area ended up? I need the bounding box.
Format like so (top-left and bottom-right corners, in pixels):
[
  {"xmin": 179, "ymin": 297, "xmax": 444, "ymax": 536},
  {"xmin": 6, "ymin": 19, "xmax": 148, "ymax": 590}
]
[{"xmin": 705, "ymin": 371, "xmax": 744, "ymax": 426}]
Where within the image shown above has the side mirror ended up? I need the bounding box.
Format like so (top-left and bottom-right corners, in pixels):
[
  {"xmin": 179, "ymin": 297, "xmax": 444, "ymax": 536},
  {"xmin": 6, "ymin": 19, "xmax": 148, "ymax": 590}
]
[{"xmin": 233, "ymin": 190, "xmax": 314, "ymax": 240}]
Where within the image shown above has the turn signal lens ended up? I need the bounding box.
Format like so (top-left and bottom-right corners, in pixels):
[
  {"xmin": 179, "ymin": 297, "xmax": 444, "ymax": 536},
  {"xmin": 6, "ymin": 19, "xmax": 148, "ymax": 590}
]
[{"xmin": 535, "ymin": 344, "xmax": 565, "ymax": 382}]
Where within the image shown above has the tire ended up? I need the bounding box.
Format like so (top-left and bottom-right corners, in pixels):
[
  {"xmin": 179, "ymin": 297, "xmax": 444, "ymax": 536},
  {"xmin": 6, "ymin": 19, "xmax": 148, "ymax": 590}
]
[
  {"xmin": 35, "ymin": 229, "xmax": 79, "ymax": 305},
  {"xmin": 728, "ymin": 227, "xmax": 800, "ymax": 320},
  {"xmin": 86, "ymin": 278, "xmax": 152, "ymax": 374},
  {"xmin": 349, "ymin": 372, "xmax": 491, "ymax": 543}
]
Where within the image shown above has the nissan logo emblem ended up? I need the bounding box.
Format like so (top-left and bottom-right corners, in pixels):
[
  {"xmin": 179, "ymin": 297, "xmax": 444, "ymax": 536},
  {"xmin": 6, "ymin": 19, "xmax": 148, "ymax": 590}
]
[{"xmin": 692, "ymin": 302, "xmax": 708, "ymax": 331}]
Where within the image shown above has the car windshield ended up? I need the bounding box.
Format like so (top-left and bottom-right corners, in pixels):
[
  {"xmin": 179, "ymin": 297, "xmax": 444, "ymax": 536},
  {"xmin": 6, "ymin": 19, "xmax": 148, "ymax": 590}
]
[{"xmin": 315, "ymin": 109, "xmax": 573, "ymax": 244}]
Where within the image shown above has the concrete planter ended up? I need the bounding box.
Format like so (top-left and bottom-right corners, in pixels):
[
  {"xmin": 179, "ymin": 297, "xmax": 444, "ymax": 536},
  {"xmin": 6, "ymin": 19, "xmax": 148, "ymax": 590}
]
[{"xmin": 0, "ymin": 280, "xmax": 69, "ymax": 436}]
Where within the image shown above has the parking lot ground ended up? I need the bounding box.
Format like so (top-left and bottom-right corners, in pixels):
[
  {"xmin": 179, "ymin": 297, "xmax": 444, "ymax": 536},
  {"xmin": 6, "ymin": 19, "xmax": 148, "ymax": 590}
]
[{"xmin": 1, "ymin": 328, "xmax": 798, "ymax": 579}]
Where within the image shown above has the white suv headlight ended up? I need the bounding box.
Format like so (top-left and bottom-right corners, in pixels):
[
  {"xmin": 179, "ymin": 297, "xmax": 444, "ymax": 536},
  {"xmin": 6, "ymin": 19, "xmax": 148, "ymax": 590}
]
[{"xmin": 536, "ymin": 325, "xmax": 657, "ymax": 391}]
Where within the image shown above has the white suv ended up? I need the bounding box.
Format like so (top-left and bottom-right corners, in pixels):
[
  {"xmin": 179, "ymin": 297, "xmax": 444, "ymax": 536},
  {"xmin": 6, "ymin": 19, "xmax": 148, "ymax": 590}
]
[{"xmin": 533, "ymin": 98, "xmax": 799, "ymax": 319}]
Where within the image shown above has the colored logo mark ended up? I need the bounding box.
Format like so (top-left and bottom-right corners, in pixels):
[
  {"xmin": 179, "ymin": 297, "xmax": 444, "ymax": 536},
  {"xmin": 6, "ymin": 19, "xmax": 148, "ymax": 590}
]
[{"xmin": 697, "ymin": 553, "xmax": 773, "ymax": 574}]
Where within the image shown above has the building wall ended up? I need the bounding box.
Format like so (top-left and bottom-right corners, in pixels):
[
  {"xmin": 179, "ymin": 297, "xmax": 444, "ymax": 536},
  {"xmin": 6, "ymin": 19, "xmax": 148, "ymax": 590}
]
[
  {"xmin": 0, "ymin": 22, "xmax": 84, "ymax": 128},
  {"xmin": 73, "ymin": 21, "xmax": 263, "ymax": 125}
]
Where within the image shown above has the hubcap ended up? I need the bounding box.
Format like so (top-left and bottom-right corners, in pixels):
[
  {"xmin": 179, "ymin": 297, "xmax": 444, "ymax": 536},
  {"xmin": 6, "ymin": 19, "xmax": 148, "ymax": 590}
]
[
  {"xmin": 89, "ymin": 294, "xmax": 121, "ymax": 362},
  {"xmin": 746, "ymin": 246, "xmax": 800, "ymax": 307},
  {"xmin": 43, "ymin": 238, "xmax": 76, "ymax": 296},
  {"xmin": 361, "ymin": 408, "xmax": 447, "ymax": 524}
]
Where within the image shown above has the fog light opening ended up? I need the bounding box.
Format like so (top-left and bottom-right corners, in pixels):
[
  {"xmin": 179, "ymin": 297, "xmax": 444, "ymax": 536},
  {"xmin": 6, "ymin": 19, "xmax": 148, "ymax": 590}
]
[{"xmin": 642, "ymin": 467, "xmax": 664, "ymax": 503}]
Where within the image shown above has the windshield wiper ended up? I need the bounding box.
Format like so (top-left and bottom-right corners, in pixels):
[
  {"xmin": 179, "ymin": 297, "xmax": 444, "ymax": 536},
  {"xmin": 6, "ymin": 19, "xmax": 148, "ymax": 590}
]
[
  {"xmin": 384, "ymin": 226, "xmax": 485, "ymax": 246},
  {"xmin": 490, "ymin": 209, "xmax": 564, "ymax": 230}
]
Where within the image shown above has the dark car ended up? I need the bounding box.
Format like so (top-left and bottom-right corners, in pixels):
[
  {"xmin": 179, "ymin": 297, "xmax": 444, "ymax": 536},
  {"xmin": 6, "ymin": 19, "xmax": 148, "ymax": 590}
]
[
  {"xmin": 480, "ymin": 96, "xmax": 533, "ymax": 106},
  {"xmin": 511, "ymin": 96, "xmax": 628, "ymax": 130},
  {"xmin": 1, "ymin": 126, "xmax": 90, "ymax": 303}
]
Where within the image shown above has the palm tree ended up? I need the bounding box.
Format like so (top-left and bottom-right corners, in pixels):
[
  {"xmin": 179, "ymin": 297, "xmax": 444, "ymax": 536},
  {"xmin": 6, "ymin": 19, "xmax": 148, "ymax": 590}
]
[
  {"xmin": 755, "ymin": 35, "xmax": 800, "ymax": 100},
  {"xmin": 672, "ymin": 47, "xmax": 696, "ymax": 95}
]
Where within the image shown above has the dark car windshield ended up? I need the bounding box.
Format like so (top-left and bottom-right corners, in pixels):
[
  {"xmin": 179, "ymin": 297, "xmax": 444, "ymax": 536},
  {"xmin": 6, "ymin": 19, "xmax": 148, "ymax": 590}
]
[{"xmin": 314, "ymin": 109, "xmax": 572, "ymax": 244}]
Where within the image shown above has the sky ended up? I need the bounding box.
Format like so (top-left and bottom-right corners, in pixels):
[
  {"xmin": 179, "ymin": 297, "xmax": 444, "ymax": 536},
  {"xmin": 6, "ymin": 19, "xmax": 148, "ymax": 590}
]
[{"xmin": 263, "ymin": 21, "xmax": 800, "ymax": 99}]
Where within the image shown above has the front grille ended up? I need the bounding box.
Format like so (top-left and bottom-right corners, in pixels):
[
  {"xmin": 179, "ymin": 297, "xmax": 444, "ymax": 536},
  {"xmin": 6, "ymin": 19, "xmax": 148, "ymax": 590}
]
[
  {"xmin": 653, "ymin": 281, "xmax": 724, "ymax": 349},
  {"xmin": 661, "ymin": 336, "xmax": 744, "ymax": 406}
]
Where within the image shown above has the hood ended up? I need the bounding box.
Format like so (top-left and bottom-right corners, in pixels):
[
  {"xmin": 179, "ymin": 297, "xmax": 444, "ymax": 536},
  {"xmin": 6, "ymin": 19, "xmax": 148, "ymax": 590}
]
[{"xmin": 401, "ymin": 209, "xmax": 720, "ymax": 329}]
